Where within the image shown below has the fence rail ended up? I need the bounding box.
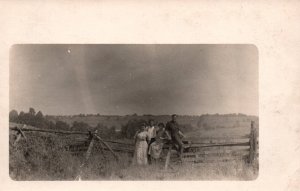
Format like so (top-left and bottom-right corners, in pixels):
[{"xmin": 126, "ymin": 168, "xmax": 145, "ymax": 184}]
[{"xmin": 10, "ymin": 125, "xmax": 89, "ymax": 135}]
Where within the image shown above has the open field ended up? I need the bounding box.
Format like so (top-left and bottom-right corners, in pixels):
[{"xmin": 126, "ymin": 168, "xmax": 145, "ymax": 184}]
[
  {"xmin": 9, "ymin": 115, "xmax": 258, "ymax": 180},
  {"xmin": 9, "ymin": 114, "xmax": 258, "ymax": 180},
  {"xmin": 9, "ymin": 130, "xmax": 258, "ymax": 181}
]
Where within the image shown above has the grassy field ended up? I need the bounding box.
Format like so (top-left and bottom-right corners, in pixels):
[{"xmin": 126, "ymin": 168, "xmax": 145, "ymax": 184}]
[
  {"xmin": 9, "ymin": 127, "xmax": 258, "ymax": 180},
  {"xmin": 9, "ymin": 114, "xmax": 258, "ymax": 180},
  {"xmin": 112, "ymin": 161, "xmax": 258, "ymax": 180},
  {"xmin": 10, "ymin": 140, "xmax": 258, "ymax": 181}
]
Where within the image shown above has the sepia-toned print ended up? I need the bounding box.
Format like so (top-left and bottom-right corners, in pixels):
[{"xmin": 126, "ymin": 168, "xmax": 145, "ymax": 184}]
[{"xmin": 9, "ymin": 44, "xmax": 258, "ymax": 180}]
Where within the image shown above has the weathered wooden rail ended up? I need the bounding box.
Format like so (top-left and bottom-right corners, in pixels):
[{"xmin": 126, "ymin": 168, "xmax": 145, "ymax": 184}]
[{"xmin": 9, "ymin": 121, "xmax": 259, "ymax": 171}]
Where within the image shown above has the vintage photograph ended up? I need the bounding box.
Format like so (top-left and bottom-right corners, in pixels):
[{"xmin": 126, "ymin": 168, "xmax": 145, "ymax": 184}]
[{"xmin": 9, "ymin": 44, "xmax": 259, "ymax": 180}]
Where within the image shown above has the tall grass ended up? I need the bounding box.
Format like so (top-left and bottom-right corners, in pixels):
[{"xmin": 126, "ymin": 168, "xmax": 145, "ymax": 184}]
[
  {"xmin": 105, "ymin": 160, "xmax": 258, "ymax": 180},
  {"xmin": 9, "ymin": 131, "xmax": 258, "ymax": 180}
]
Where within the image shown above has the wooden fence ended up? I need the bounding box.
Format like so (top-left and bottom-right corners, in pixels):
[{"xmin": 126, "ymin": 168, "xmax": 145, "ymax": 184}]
[
  {"xmin": 9, "ymin": 121, "xmax": 258, "ymax": 171},
  {"xmin": 180, "ymin": 122, "xmax": 258, "ymax": 164}
]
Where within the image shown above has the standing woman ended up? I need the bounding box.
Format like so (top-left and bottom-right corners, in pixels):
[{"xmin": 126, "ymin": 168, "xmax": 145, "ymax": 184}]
[{"xmin": 132, "ymin": 123, "xmax": 149, "ymax": 166}]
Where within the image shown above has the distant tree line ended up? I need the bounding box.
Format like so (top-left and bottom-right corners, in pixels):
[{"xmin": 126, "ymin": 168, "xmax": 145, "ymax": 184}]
[
  {"xmin": 9, "ymin": 108, "xmax": 119, "ymax": 139},
  {"xmin": 10, "ymin": 108, "xmax": 50, "ymax": 129},
  {"xmin": 10, "ymin": 108, "xmax": 258, "ymax": 139}
]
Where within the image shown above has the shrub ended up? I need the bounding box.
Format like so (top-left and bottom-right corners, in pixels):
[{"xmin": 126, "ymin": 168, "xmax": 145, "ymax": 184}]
[
  {"xmin": 9, "ymin": 132, "xmax": 81, "ymax": 180},
  {"xmin": 9, "ymin": 131, "xmax": 130, "ymax": 180},
  {"xmin": 121, "ymin": 119, "xmax": 147, "ymax": 139}
]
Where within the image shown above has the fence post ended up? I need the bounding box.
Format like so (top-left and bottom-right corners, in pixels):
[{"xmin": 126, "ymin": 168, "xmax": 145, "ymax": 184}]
[
  {"xmin": 164, "ymin": 145, "xmax": 172, "ymax": 170},
  {"xmin": 75, "ymin": 130, "xmax": 96, "ymax": 180},
  {"xmin": 94, "ymin": 134, "xmax": 119, "ymax": 161},
  {"xmin": 253, "ymin": 122, "xmax": 258, "ymax": 158},
  {"xmin": 100, "ymin": 143, "xmax": 108, "ymax": 160},
  {"xmin": 249, "ymin": 121, "xmax": 256, "ymax": 163},
  {"xmin": 84, "ymin": 132, "xmax": 96, "ymax": 161},
  {"xmin": 13, "ymin": 132, "xmax": 22, "ymax": 146},
  {"xmin": 13, "ymin": 125, "xmax": 27, "ymax": 146}
]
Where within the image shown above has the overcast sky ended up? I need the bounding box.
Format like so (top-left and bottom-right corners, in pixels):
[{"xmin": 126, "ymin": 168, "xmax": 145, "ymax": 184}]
[{"xmin": 10, "ymin": 44, "xmax": 258, "ymax": 116}]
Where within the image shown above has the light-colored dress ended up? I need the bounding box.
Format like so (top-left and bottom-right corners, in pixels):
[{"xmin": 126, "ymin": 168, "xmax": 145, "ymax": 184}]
[{"xmin": 132, "ymin": 131, "xmax": 149, "ymax": 165}]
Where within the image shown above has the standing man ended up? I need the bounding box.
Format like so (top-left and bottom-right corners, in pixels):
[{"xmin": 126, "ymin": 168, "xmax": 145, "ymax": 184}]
[
  {"xmin": 166, "ymin": 114, "xmax": 185, "ymax": 158},
  {"xmin": 146, "ymin": 119, "xmax": 157, "ymax": 164}
]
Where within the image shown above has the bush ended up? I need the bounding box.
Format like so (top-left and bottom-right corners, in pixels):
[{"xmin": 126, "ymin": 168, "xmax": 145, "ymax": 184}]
[
  {"xmin": 9, "ymin": 132, "xmax": 81, "ymax": 180},
  {"xmin": 55, "ymin": 120, "xmax": 71, "ymax": 131},
  {"xmin": 9, "ymin": 110, "xmax": 18, "ymax": 122},
  {"xmin": 9, "ymin": 130, "xmax": 131, "ymax": 180},
  {"xmin": 95, "ymin": 124, "xmax": 117, "ymax": 139},
  {"xmin": 10, "ymin": 108, "xmax": 48, "ymax": 128},
  {"xmin": 72, "ymin": 121, "xmax": 92, "ymax": 131},
  {"xmin": 121, "ymin": 119, "xmax": 147, "ymax": 139}
]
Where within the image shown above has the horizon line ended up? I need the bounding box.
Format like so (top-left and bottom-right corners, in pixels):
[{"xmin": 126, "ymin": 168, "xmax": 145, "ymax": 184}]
[{"xmin": 10, "ymin": 109, "xmax": 258, "ymax": 117}]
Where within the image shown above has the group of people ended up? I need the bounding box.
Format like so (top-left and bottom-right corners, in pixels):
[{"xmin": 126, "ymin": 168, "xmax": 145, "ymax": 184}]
[{"xmin": 132, "ymin": 114, "xmax": 185, "ymax": 166}]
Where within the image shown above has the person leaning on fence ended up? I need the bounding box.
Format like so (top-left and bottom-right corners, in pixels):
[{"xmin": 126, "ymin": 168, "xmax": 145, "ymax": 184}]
[
  {"xmin": 166, "ymin": 114, "xmax": 185, "ymax": 158},
  {"xmin": 148, "ymin": 123, "xmax": 171, "ymax": 164}
]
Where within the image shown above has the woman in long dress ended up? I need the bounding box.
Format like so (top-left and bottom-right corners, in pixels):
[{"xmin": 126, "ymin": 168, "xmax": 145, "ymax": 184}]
[{"xmin": 132, "ymin": 124, "xmax": 149, "ymax": 166}]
